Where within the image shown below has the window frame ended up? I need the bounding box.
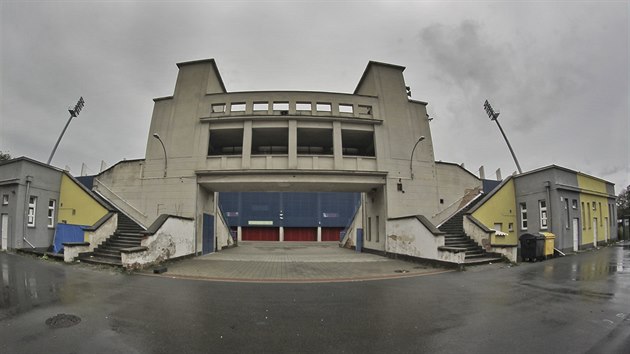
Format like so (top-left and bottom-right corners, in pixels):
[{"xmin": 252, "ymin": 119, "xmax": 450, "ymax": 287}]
[
  {"xmin": 539, "ymin": 200, "xmax": 548, "ymax": 230},
  {"xmin": 27, "ymin": 196, "xmax": 37, "ymax": 227},
  {"xmin": 519, "ymin": 202, "xmax": 528, "ymax": 230},
  {"xmin": 48, "ymin": 199, "xmax": 56, "ymax": 228},
  {"xmin": 1, "ymin": 194, "xmax": 8, "ymax": 205}
]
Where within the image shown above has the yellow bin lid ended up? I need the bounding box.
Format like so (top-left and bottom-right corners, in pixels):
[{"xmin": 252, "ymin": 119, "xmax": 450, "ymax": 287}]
[{"xmin": 539, "ymin": 232, "xmax": 555, "ymax": 239}]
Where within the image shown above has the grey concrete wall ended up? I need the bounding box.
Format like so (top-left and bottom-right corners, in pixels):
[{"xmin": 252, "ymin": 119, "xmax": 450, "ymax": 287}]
[{"xmin": 0, "ymin": 159, "xmax": 62, "ymax": 249}]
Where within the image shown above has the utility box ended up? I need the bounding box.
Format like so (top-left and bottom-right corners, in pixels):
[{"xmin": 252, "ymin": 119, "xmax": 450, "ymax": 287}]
[{"xmin": 540, "ymin": 232, "xmax": 556, "ymax": 259}]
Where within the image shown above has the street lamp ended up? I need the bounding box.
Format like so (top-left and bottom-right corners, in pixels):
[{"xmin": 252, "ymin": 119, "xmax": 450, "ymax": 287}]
[
  {"xmin": 47, "ymin": 97, "xmax": 85, "ymax": 165},
  {"xmin": 409, "ymin": 136, "xmax": 425, "ymax": 179},
  {"xmin": 483, "ymin": 100, "xmax": 523, "ymax": 174},
  {"xmin": 153, "ymin": 133, "xmax": 167, "ymax": 177}
]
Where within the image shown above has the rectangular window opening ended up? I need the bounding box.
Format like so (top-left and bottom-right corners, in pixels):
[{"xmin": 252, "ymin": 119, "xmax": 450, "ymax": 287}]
[
  {"xmin": 211, "ymin": 103, "xmax": 226, "ymax": 113},
  {"xmin": 297, "ymin": 128, "xmax": 333, "ymax": 155},
  {"xmin": 376, "ymin": 216, "xmax": 380, "ymax": 243},
  {"xmin": 358, "ymin": 105, "xmax": 372, "ymax": 117},
  {"xmin": 520, "ymin": 203, "xmax": 528, "ymax": 230},
  {"xmin": 28, "ymin": 196, "xmax": 37, "ymax": 227},
  {"xmin": 253, "ymin": 102, "xmax": 269, "ymax": 112},
  {"xmin": 339, "ymin": 104, "xmax": 354, "ymax": 114},
  {"xmin": 316, "ymin": 103, "xmax": 332, "ymax": 112},
  {"xmin": 2, "ymin": 194, "xmax": 7, "ymax": 205},
  {"xmin": 272, "ymin": 102, "xmax": 289, "ymax": 111},
  {"xmin": 342, "ymin": 130, "xmax": 375, "ymax": 157},
  {"xmin": 539, "ymin": 200, "xmax": 548, "ymax": 229},
  {"xmin": 296, "ymin": 102, "xmax": 312, "ymax": 111},
  {"xmin": 251, "ymin": 128, "xmax": 288, "ymax": 155},
  {"xmin": 208, "ymin": 129, "xmax": 244, "ymax": 156},
  {"xmin": 48, "ymin": 200, "xmax": 56, "ymax": 228},
  {"xmin": 230, "ymin": 103, "xmax": 246, "ymax": 112}
]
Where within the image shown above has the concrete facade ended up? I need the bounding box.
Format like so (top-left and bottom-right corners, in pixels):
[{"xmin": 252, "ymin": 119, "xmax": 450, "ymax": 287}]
[
  {"xmin": 0, "ymin": 158, "xmax": 62, "ymax": 249},
  {"xmin": 93, "ymin": 59, "xmax": 480, "ymax": 258}
]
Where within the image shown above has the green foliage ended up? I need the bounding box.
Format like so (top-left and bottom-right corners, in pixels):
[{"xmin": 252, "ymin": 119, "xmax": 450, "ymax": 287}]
[
  {"xmin": 617, "ymin": 185, "xmax": 630, "ymax": 217},
  {"xmin": 0, "ymin": 151, "xmax": 10, "ymax": 161}
]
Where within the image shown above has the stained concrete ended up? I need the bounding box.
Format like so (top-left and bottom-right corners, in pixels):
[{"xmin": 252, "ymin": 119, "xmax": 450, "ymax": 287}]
[
  {"xmin": 149, "ymin": 242, "xmax": 449, "ymax": 282},
  {"xmin": 1, "ymin": 243, "xmax": 629, "ymax": 353}
]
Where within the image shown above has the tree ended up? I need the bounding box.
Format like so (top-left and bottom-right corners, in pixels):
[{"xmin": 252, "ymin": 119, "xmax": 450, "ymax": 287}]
[
  {"xmin": 0, "ymin": 151, "xmax": 11, "ymax": 161},
  {"xmin": 617, "ymin": 185, "xmax": 630, "ymax": 217}
]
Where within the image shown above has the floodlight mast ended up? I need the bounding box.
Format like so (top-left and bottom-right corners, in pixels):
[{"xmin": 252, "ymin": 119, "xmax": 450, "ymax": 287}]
[
  {"xmin": 47, "ymin": 97, "xmax": 85, "ymax": 165},
  {"xmin": 483, "ymin": 99, "xmax": 522, "ymax": 174}
]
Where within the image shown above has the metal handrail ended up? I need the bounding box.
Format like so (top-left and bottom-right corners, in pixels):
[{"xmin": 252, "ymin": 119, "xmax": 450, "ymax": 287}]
[
  {"xmin": 23, "ymin": 237, "xmax": 35, "ymax": 249},
  {"xmin": 93, "ymin": 178, "xmax": 147, "ymax": 217}
]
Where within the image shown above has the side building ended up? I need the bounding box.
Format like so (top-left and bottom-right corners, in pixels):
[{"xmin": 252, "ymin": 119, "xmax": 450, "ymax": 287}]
[{"xmin": 464, "ymin": 165, "xmax": 617, "ymax": 257}]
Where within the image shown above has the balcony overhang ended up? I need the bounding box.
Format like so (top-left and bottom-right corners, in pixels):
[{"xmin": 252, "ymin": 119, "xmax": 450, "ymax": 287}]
[{"xmin": 195, "ymin": 169, "xmax": 387, "ymax": 192}]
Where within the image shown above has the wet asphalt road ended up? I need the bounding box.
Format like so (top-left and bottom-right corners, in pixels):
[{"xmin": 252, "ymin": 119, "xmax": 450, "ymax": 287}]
[{"xmin": 1, "ymin": 245, "xmax": 629, "ymax": 354}]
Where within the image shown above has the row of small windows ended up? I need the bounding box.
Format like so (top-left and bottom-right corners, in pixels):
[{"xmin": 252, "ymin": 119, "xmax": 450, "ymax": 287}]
[
  {"xmin": 210, "ymin": 102, "xmax": 372, "ymax": 116},
  {"xmin": 208, "ymin": 128, "xmax": 375, "ymax": 157},
  {"xmin": 519, "ymin": 198, "xmax": 614, "ymax": 232}
]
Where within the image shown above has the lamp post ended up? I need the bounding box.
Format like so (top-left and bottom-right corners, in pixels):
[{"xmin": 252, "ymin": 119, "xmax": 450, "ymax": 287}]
[
  {"xmin": 483, "ymin": 100, "xmax": 523, "ymax": 174},
  {"xmin": 47, "ymin": 97, "xmax": 85, "ymax": 165},
  {"xmin": 409, "ymin": 136, "xmax": 425, "ymax": 179},
  {"xmin": 153, "ymin": 133, "xmax": 167, "ymax": 177}
]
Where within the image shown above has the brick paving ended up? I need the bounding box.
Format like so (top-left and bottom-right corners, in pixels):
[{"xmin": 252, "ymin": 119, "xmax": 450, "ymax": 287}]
[{"xmin": 146, "ymin": 241, "xmax": 453, "ymax": 282}]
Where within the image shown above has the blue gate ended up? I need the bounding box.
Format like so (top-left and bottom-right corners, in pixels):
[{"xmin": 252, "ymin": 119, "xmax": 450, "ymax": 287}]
[{"xmin": 202, "ymin": 213, "xmax": 215, "ymax": 254}]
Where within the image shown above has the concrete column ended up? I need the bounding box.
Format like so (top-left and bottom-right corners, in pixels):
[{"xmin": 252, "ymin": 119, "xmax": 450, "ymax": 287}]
[
  {"xmin": 242, "ymin": 121, "xmax": 252, "ymax": 169},
  {"xmin": 279, "ymin": 226, "xmax": 284, "ymax": 242},
  {"xmin": 317, "ymin": 226, "xmax": 322, "ymax": 242},
  {"xmin": 237, "ymin": 226, "xmax": 242, "ymax": 242},
  {"xmin": 333, "ymin": 121, "xmax": 343, "ymax": 169},
  {"xmin": 288, "ymin": 120, "xmax": 297, "ymax": 169}
]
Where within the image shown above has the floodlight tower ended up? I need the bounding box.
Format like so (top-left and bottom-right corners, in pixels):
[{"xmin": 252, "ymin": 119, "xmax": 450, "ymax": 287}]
[
  {"xmin": 483, "ymin": 99, "xmax": 522, "ymax": 174},
  {"xmin": 47, "ymin": 97, "xmax": 85, "ymax": 165}
]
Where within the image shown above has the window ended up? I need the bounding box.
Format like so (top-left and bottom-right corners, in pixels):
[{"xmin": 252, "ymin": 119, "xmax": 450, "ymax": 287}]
[
  {"xmin": 253, "ymin": 102, "xmax": 269, "ymax": 111},
  {"xmin": 48, "ymin": 200, "xmax": 56, "ymax": 228},
  {"xmin": 339, "ymin": 104, "xmax": 353, "ymax": 114},
  {"xmin": 565, "ymin": 198, "xmax": 570, "ymax": 229},
  {"xmin": 358, "ymin": 105, "xmax": 372, "ymax": 117},
  {"xmin": 316, "ymin": 103, "xmax": 332, "ymax": 112},
  {"xmin": 367, "ymin": 217, "xmax": 372, "ymax": 242},
  {"xmin": 296, "ymin": 102, "xmax": 311, "ymax": 111},
  {"xmin": 508, "ymin": 223, "xmax": 514, "ymax": 232},
  {"xmin": 208, "ymin": 129, "xmax": 243, "ymax": 156},
  {"xmin": 572, "ymin": 199, "xmax": 578, "ymax": 209},
  {"xmin": 493, "ymin": 223, "xmax": 503, "ymax": 232},
  {"xmin": 27, "ymin": 196, "xmax": 37, "ymax": 227},
  {"xmin": 599, "ymin": 202, "xmax": 603, "ymax": 226},
  {"xmin": 272, "ymin": 102, "xmax": 289, "ymax": 111},
  {"xmin": 211, "ymin": 103, "xmax": 226, "ymax": 113},
  {"xmin": 539, "ymin": 200, "xmax": 548, "ymax": 229},
  {"xmin": 519, "ymin": 203, "xmax": 527, "ymax": 230},
  {"xmin": 2, "ymin": 194, "xmax": 7, "ymax": 205},
  {"xmin": 582, "ymin": 202, "xmax": 586, "ymax": 229},
  {"xmin": 587, "ymin": 202, "xmax": 591, "ymax": 229},
  {"xmin": 341, "ymin": 129, "xmax": 375, "ymax": 157},
  {"xmin": 230, "ymin": 103, "xmax": 246, "ymax": 112}
]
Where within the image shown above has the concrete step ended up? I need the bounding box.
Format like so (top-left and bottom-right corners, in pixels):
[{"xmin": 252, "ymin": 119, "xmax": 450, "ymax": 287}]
[
  {"xmin": 464, "ymin": 256, "xmax": 504, "ymax": 266},
  {"xmin": 78, "ymin": 254, "xmax": 122, "ymax": 266}
]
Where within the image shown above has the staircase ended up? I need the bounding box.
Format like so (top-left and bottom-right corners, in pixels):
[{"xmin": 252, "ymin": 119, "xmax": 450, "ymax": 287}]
[
  {"xmin": 438, "ymin": 197, "xmax": 504, "ymax": 265},
  {"xmin": 78, "ymin": 213, "xmax": 145, "ymax": 266}
]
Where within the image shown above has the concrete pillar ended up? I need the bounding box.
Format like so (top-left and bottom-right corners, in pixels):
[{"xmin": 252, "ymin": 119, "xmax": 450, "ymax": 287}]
[
  {"xmin": 242, "ymin": 121, "xmax": 252, "ymax": 169},
  {"xmin": 496, "ymin": 168, "xmax": 502, "ymax": 181},
  {"xmin": 237, "ymin": 226, "xmax": 242, "ymax": 242},
  {"xmin": 479, "ymin": 166, "xmax": 485, "ymax": 179},
  {"xmin": 288, "ymin": 120, "xmax": 297, "ymax": 169},
  {"xmin": 317, "ymin": 226, "xmax": 322, "ymax": 242},
  {"xmin": 333, "ymin": 121, "xmax": 343, "ymax": 169},
  {"xmin": 279, "ymin": 226, "xmax": 284, "ymax": 242}
]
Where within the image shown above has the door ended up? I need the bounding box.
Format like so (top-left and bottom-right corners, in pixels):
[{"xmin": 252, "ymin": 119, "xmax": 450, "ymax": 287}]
[
  {"xmin": 592, "ymin": 218, "xmax": 598, "ymax": 247},
  {"xmin": 1, "ymin": 214, "xmax": 8, "ymax": 250},
  {"xmin": 202, "ymin": 213, "xmax": 215, "ymax": 254},
  {"xmin": 284, "ymin": 228, "xmax": 317, "ymax": 241},
  {"xmin": 572, "ymin": 218, "xmax": 579, "ymax": 252},
  {"xmin": 242, "ymin": 227, "xmax": 279, "ymax": 241}
]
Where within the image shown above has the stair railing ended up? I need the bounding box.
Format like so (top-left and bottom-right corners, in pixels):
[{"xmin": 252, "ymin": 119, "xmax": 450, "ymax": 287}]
[{"xmin": 93, "ymin": 178, "xmax": 147, "ymax": 225}]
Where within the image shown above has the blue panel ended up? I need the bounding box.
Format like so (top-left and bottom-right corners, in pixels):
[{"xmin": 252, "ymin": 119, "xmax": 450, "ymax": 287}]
[
  {"xmin": 202, "ymin": 213, "xmax": 214, "ymax": 254},
  {"xmin": 52, "ymin": 224, "xmax": 87, "ymax": 253},
  {"xmin": 218, "ymin": 192, "xmax": 361, "ymax": 228}
]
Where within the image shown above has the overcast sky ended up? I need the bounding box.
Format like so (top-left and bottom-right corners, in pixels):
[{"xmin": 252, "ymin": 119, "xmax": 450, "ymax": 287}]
[{"xmin": 1, "ymin": 0, "xmax": 628, "ymax": 191}]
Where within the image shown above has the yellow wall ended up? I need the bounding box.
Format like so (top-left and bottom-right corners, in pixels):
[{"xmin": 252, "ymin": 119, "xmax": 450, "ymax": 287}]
[
  {"xmin": 471, "ymin": 179, "xmax": 517, "ymax": 245},
  {"xmin": 58, "ymin": 174, "xmax": 108, "ymax": 226},
  {"xmin": 577, "ymin": 174, "xmax": 612, "ymax": 245}
]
